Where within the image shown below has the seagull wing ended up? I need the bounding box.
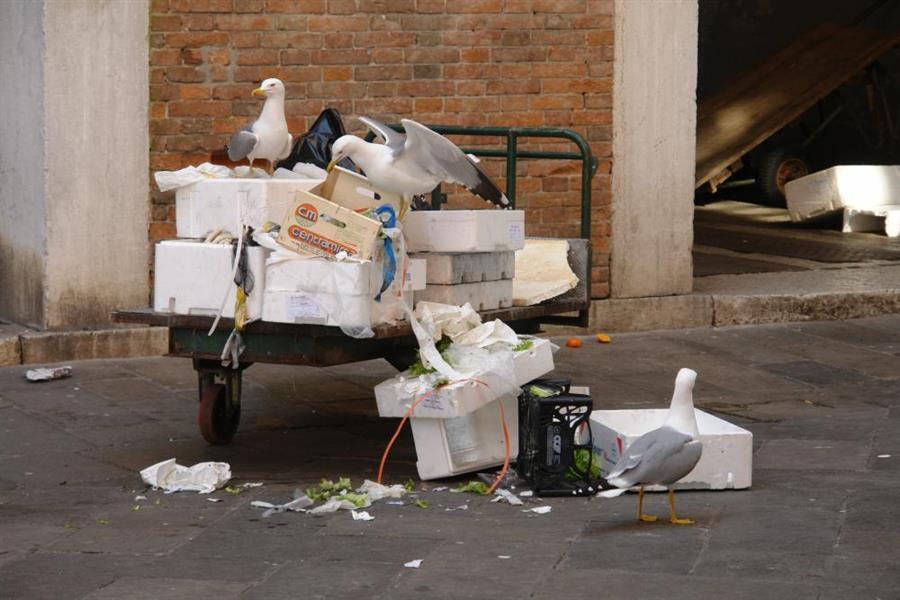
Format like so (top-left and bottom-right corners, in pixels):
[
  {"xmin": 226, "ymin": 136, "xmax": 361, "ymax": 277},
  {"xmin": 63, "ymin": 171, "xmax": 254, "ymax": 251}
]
[
  {"xmin": 359, "ymin": 116, "xmax": 405, "ymax": 153},
  {"xmin": 227, "ymin": 123, "xmax": 259, "ymax": 161},
  {"xmin": 400, "ymin": 119, "xmax": 508, "ymax": 206},
  {"xmin": 606, "ymin": 426, "xmax": 696, "ymax": 488}
]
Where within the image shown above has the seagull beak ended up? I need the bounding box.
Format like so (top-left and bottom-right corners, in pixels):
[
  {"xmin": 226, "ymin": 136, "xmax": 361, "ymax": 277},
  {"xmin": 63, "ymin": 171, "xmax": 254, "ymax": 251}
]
[
  {"xmin": 326, "ymin": 157, "xmax": 340, "ymax": 173},
  {"xmin": 251, "ymin": 87, "xmax": 265, "ymax": 97}
]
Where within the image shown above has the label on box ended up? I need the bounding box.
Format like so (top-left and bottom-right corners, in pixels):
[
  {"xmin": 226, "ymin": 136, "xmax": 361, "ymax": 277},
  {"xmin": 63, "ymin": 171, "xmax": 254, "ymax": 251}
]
[
  {"xmin": 287, "ymin": 294, "xmax": 324, "ymax": 320},
  {"xmin": 277, "ymin": 190, "xmax": 382, "ymax": 260},
  {"xmin": 507, "ymin": 222, "xmax": 524, "ymax": 247}
]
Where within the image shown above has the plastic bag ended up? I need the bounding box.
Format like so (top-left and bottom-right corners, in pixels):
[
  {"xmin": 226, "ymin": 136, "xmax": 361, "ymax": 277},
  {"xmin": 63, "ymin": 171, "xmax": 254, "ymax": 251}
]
[{"xmin": 276, "ymin": 108, "xmax": 355, "ymax": 171}]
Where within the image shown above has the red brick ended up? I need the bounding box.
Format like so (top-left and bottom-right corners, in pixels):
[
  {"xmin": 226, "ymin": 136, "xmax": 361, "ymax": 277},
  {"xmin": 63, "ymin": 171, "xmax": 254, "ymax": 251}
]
[
  {"xmin": 534, "ymin": 0, "xmax": 584, "ymax": 12},
  {"xmin": 179, "ymin": 84, "xmax": 211, "ymax": 99},
  {"xmin": 214, "ymin": 14, "xmax": 273, "ymax": 30},
  {"xmin": 149, "ymin": 222, "xmax": 177, "ymax": 242},
  {"xmin": 446, "ymin": 0, "xmax": 501, "ymax": 13},
  {"xmin": 491, "ymin": 47, "xmax": 547, "ymax": 62},
  {"xmin": 170, "ymin": 0, "xmax": 234, "ymax": 11},
  {"xmin": 323, "ymin": 66, "xmax": 352, "ymax": 81},
  {"xmin": 150, "ymin": 49, "xmax": 181, "ymax": 66},
  {"xmin": 308, "ymin": 15, "xmax": 369, "ymax": 32},
  {"xmin": 231, "ymin": 32, "xmax": 262, "ymax": 48},
  {"xmin": 354, "ymin": 32, "xmax": 417, "ymax": 47},
  {"xmin": 415, "ymin": 97, "xmax": 443, "ymax": 112},
  {"xmin": 181, "ymin": 48, "xmax": 203, "ymax": 65},
  {"xmin": 166, "ymin": 66, "xmax": 206, "ymax": 83},
  {"xmin": 207, "ymin": 48, "xmax": 231, "ymax": 65},
  {"xmin": 354, "ymin": 65, "xmax": 413, "ymax": 81},
  {"xmin": 168, "ymin": 101, "xmax": 231, "ymax": 117},
  {"xmin": 456, "ymin": 80, "xmax": 484, "ymax": 95},
  {"xmin": 367, "ymin": 81, "xmax": 399, "ymax": 97},
  {"xmin": 373, "ymin": 48, "xmax": 404, "ymax": 64},
  {"xmin": 310, "ymin": 49, "xmax": 371, "ymax": 65},
  {"xmin": 486, "ymin": 79, "xmax": 540, "ymax": 95},
  {"xmin": 416, "ymin": 0, "xmax": 445, "ymax": 13},
  {"xmin": 357, "ymin": 0, "xmax": 415, "ymax": 10},
  {"xmin": 280, "ymin": 49, "xmax": 310, "ymax": 65},
  {"xmin": 327, "ymin": 0, "xmax": 356, "ymax": 14},
  {"xmin": 234, "ymin": 0, "xmax": 264, "ymax": 11},
  {"xmin": 165, "ymin": 32, "xmax": 230, "ymax": 47},
  {"xmin": 151, "ymin": 15, "xmax": 182, "ymax": 31},
  {"xmin": 236, "ymin": 49, "xmax": 279, "ymax": 65}
]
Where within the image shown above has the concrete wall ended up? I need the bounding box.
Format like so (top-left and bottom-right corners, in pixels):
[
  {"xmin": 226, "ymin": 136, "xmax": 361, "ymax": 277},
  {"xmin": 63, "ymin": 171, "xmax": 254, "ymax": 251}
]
[
  {"xmin": 0, "ymin": 0, "xmax": 150, "ymax": 330},
  {"xmin": 0, "ymin": 1, "xmax": 46, "ymax": 328},
  {"xmin": 43, "ymin": 0, "xmax": 150, "ymax": 329},
  {"xmin": 610, "ymin": 0, "xmax": 698, "ymax": 298}
]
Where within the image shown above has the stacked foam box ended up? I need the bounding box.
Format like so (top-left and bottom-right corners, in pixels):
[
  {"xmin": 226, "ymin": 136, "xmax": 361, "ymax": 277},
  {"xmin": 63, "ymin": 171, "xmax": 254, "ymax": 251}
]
[
  {"xmin": 404, "ymin": 210, "xmax": 525, "ymax": 311},
  {"xmin": 375, "ymin": 337, "xmax": 554, "ymax": 480}
]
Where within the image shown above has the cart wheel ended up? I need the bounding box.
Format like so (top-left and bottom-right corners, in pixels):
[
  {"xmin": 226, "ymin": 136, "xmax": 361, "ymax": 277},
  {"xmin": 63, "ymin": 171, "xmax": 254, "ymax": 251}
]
[
  {"xmin": 198, "ymin": 382, "xmax": 240, "ymax": 445},
  {"xmin": 757, "ymin": 146, "xmax": 810, "ymax": 207}
]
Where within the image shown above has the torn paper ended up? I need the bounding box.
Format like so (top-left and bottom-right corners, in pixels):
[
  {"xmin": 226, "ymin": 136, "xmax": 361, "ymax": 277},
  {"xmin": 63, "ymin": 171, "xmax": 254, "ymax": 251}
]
[
  {"xmin": 139, "ymin": 458, "xmax": 231, "ymax": 494},
  {"xmin": 404, "ymin": 559, "xmax": 423, "ymax": 569},
  {"xmin": 25, "ymin": 366, "xmax": 73, "ymax": 382},
  {"xmin": 351, "ymin": 510, "xmax": 375, "ymax": 521},
  {"xmin": 522, "ymin": 506, "xmax": 552, "ymax": 515},
  {"xmin": 491, "ymin": 489, "xmax": 524, "ymax": 506}
]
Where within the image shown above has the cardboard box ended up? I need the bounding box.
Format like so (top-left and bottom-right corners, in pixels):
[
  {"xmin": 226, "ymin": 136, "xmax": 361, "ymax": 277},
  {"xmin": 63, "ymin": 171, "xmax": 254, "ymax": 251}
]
[
  {"xmin": 153, "ymin": 241, "xmax": 268, "ymax": 320},
  {"xmin": 411, "ymin": 394, "xmax": 519, "ymax": 480},
  {"xmin": 277, "ymin": 192, "xmax": 382, "ymax": 261},
  {"xmin": 320, "ymin": 166, "xmax": 405, "ymax": 215},
  {"xmin": 785, "ymin": 165, "xmax": 900, "ymax": 222},
  {"xmin": 589, "ymin": 409, "xmax": 753, "ymax": 490},
  {"xmin": 175, "ymin": 178, "xmax": 322, "ymax": 238},
  {"xmin": 375, "ymin": 337, "xmax": 554, "ymax": 419},
  {"xmin": 403, "ymin": 210, "xmax": 525, "ymax": 253}
]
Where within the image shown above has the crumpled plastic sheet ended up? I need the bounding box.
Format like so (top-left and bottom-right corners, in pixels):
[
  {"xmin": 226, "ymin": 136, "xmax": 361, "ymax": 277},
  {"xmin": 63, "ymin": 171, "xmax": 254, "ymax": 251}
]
[
  {"xmin": 357, "ymin": 479, "xmax": 407, "ymax": 502},
  {"xmin": 154, "ymin": 161, "xmax": 324, "ymax": 192},
  {"xmin": 25, "ymin": 366, "xmax": 72, "ymax": 382},
  {"xmin": 491, "ymin": 488, "xmax": 524, "ymax": 506},
  {"xmin": 139, "ymin": 458, "xmax": 231, "ymax": 494},
  {"xmin": 251, "ymin": 493, "xmax": 313, "ymax": 518},
  {"xmin": 414, "ymin": 301, "xmax": 482, "ymax": 342},
  {"xmin": 310, "ymin": 498, "xmax": 364, "ymax": 514},
  {"xmin": 453, "ymin": 319, "xmax": 519, "ymax": 348}
]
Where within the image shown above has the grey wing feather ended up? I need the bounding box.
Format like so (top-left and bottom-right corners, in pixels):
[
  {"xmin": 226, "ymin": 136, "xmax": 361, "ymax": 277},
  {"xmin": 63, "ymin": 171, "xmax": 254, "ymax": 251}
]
[
  {"xmin": 400, "ymin": 119, "xmax": 508, "ymax": 206},
  {"xmin": 227, "ymin": 123, "xmax": 259, "ymax": 161},
  {"xmin": 359, "ymin": 116, "xmax": 405, "ymax": 153},
  {"xmin": 607, "ymin": 426, "xmax": 697, "ymax": 487}
]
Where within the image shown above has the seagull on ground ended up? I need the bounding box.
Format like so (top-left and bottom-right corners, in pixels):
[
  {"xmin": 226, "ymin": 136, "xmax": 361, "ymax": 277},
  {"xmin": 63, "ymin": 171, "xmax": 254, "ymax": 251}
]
[
  {"xmin": 327, "ymin": 117, "xmax": 509, "ymax": 208},
  {"xmin": 227, "ymin": 78, "xmax": 292, "ymax": 175},
  {"xmin": 598, "ymin": 368, "xmax": 703, "ymax": 525}
]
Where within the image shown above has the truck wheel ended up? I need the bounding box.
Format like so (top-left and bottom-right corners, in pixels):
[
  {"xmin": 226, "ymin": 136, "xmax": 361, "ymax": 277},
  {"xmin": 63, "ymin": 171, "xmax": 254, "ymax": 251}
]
[{"xmin": 757, "ymin": 146, "xmax": 810, "ymax": 207}]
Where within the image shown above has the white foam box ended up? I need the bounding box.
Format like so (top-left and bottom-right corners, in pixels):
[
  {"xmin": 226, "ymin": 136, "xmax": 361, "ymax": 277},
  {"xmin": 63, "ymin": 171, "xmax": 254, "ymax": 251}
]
[
  {"xmin": 403, "ymin": 210, "xmax": 525, "ymax": 253},
  {"xmin": 262, "ymin": 256, "xmax": 408, "ymax": 329},
  {"xmin": 176, "ymin": 178, "xmax": 322, "ymax": 238},
  {"xmin": 375, "ymin": 337, "xmax": 554, "ymax": 419},
  {"xmin": 414, "ymin": 279, "xmax": 513, "ymax": 311},
  {"xmin": 153, "ymin": 240, "xmax": 268, "ymax": 319},
  {"xmin": 411, "ymin": 251, "xmax": 514, "ymax": 284},
  {"xmin": 411, "ymin": 394, "xmax": 518, "ymax": 480},
  {"xmin": 589, "ymin": 409, "xmax": 753, "ymax": 491},
  {"xmin": 784, "ymin": 165, "xmax": 900, "ymax": 222}
]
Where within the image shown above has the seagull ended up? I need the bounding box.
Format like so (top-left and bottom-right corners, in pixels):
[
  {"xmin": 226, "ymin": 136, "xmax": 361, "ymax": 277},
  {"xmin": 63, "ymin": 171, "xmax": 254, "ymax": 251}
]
[
  {"xmin": 598, "ymin": 368, "xmax": 703, "ymax": 525},
  {"xmin": 327, "ymin": 117, "xmax": 509, "ymax": 208},
  {"xmin": 227, "ymin": 78, "xmax": 292, "ymax": 175}
]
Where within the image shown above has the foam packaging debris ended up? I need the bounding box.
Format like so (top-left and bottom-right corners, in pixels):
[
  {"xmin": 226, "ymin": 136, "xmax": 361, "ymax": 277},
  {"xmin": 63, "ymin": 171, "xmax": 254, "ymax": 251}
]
[
  {"xmin": 785, "ymin": 165, "xmax": 900, "ymax": 222},
  {"xmin": 412, "ymin": 251, "xmax": 515, "ymax": 285},
  {"xmin": 139, "ymin": 458, "xmax": 231, "ymax": 494},
  {"xmin": 25, "ymin": 366, "xmax": 73, "ymax": 382},
  {"xmin": 415, "ymin": 279, "xmax": 513, "ymax": 311},
  {"xmin": 513, "ymin": 239, "xmax": 579, "ymax": 306}
]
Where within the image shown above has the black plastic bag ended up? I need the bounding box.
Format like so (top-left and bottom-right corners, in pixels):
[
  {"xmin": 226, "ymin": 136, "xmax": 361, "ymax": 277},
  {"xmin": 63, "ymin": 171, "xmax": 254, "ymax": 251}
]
[{"xmin": 276, "ymin": 108, "xmax": 355, "ymax": 172}]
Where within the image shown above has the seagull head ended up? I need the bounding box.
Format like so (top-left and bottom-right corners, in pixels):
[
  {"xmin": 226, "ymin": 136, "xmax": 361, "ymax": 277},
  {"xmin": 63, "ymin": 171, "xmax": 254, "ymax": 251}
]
[
  {"xmin": 328, "ymin": 135, "xmax": 366, "ymax": 172},
  {"xmin": 252, "ymin": 78, "xmax": 285, "ymax": 98}
]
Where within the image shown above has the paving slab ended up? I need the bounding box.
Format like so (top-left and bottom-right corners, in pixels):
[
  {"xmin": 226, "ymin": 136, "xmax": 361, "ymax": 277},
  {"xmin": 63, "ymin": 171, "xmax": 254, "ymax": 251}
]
[{"xmin": 1, "ymin": 315, "xmax": 900, "ymax": 599}]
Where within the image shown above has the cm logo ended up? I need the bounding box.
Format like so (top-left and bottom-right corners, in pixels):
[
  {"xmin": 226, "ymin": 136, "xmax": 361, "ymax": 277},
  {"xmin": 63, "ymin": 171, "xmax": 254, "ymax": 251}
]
[{"xmin": 294, "ymin": 203, "xmax": 318, "ymax": 227}]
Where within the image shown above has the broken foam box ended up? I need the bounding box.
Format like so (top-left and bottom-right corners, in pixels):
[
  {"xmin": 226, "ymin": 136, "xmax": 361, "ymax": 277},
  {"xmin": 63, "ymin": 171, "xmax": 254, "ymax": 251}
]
[
  {"xmin": 411, "ymin": 251, "xmax": 515, "ymax": 284},
  {"xmin": 785, "ymin": 165, "xmax": 900, "ymax": 223},
  {"xmin": 414, "ymin": 279, "xmax": 513, "ymax": 312},
  {"xmin": 590, "ymin": 409, "xmax": 753, "ymax": 490},
  {"xmin": 153, "ymin": 240, "xmax": 267, "ymax": 320}
]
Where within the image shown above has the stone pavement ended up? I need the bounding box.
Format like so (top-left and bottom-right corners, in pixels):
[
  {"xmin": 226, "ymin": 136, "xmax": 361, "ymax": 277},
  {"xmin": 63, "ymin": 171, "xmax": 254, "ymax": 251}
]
[{"xmin": 2, "ymin": 316, "xmax": 900, "ymax": 599}]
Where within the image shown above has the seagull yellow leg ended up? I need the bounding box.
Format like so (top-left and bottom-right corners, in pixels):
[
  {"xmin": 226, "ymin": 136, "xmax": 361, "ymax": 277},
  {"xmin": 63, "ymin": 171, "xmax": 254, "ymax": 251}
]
[
  {"xmin": 637, "ymin": 486, "xmax": 657, "ymax": 523},
  {"xmin": 667, "ymin": 489, "xmax": 694, "ymax": 525}
]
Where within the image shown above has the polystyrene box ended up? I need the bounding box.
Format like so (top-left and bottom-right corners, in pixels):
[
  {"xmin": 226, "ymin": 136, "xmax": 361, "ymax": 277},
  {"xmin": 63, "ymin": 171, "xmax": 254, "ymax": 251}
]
[
  {"xmin": 403, "ymin": 210, "xmax": 525, "ymax": 252},
  {"xmin": 404, "ymin": 259, "xmax": 426, "ymax": 291},
  {"xmin": 785, "ymin": 165, "xmax": 900, "ymax": 222},
  {"xmin": 589, "ymin": 409, "xmax": 752, "ymax": 490},
  {"xmin": 176, "ymin": 178, "xmax": 322, "ymax": 238},
  {"xmin": 375, "ymin": 337, "xmax": 554, "ymax": 419},
  {"xmin": 411, "ymin": 251, "xmax": 514, "ymax": 284},
  {"xmin": 414, "ymin": 279, "xmax": 513, "ymax": 311},
  {"xmin": 153, "ymin": 241, "xmax": 267, "ymax": 319},
  {"xmin": 411, "ymin": 394, "xmax": 519, "ymax": 480}
]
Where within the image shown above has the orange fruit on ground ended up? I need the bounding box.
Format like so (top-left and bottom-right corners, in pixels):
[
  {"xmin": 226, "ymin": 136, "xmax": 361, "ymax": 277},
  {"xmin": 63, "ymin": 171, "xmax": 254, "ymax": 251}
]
[
  {"xmin": 596, "ymin": 333, "xmax": 611, "ymax": 343},
  {"xmin": 566, "ymin": 338, "xmax": 582, "ymax": 348}
]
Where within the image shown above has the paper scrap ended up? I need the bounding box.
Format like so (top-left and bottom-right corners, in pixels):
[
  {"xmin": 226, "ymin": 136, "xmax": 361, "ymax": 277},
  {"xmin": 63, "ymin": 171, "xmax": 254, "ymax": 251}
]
[
  {"xmin": 491, "ymin": 489, "xmax": 524, "ymax": 506},
  {"xmin": 139, "ymin": 458, "xmax": 231, "ymax": 494},
  {"xmin": 404, "ymin": 559, "xmax": 423, "ymax": 569},
  {"xmin": 252, "ymin": 494, "xmax": 314, "ymax": 518},
  {"xmin": 351, "ymin": 510, "xmax": 375, "ymax": 521},
  {"xmin": 878, "ymin": 454, "xmax": 892, "ymax": 458},
  {"xmin": 357, "ymin": 479, "xmax": 406, "ymax": 503},
  {"xmin": 134, "ymin": 495, "xmax": 147, "ymax": 501},
  {"xmin": 522, "ymin": 506, "xmax": 552, "ymax": 515},
  {"xmin": 519, "ymin": 491, "xmax": 534, "ymax": 497},
  {"xmin": 498, "ymin": 555, "xmax": 511, "ymax": 559},
  {"xmin": 25, "ymin": 366, "xmax": 73, "ymax": 382},
  {"xmin": 207, "ymin": 498, "xmax": 221, "ymax": 503}
]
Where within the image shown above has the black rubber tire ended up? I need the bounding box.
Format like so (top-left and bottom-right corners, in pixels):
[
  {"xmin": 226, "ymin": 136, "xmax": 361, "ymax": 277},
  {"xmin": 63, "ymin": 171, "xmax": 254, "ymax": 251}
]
[
  {"xmin": 756, "ymin": 146, "xmax": 811, "ymax": 207},
  {"xmin": 198, "ymin": 383, "xmax": 240, "ymax": 445}
]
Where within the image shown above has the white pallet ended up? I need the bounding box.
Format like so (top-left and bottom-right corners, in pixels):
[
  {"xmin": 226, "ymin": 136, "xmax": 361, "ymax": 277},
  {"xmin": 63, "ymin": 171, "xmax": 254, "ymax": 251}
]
[
  {"xmin": 375, "ymin": 338, "xmax": 554, "ymax": 419},
  {"xmin": 176, "ymin": 178, "xmax": 321, "ymax": 238},
  {"xmin": 411, "ymin": 395, "xmax": 519, "ymax": 480},
  {"xmin": 411, "ymin": 251, "xmax": 514, "ymax": 285},
  {"xmin": 590, "ymin": 409, "xmax": 753, "ymax": 490},
  {"xmin": 414, "ymin": 279, "xmax": 513, "ymax": 312},
  {"xmin": 153, "ymin": 241, "xmax": 267, "ymax": 320},
  {"xmin": 403, "ymin": 210, "xmax": 525, "ymax": 253}
]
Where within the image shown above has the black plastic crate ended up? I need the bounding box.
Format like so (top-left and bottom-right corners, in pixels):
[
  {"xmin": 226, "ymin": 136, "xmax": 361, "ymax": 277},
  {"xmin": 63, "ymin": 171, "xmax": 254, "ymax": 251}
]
[{"xmin": 517, "ymin": 379, "xmax": 599, "ymax": 496}]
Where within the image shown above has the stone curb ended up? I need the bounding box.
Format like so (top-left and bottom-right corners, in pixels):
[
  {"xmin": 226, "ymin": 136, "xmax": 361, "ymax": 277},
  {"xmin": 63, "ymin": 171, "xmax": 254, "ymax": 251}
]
[{"xmin": 0, "ymin": 326, "xmax": 169, "ymax": 366}]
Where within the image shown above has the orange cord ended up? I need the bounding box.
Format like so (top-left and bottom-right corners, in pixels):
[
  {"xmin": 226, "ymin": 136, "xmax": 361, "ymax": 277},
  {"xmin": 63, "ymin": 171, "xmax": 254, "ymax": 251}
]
[{"xmin": 377, "ymin": 377, "xmax": 510, "ymax": 497}]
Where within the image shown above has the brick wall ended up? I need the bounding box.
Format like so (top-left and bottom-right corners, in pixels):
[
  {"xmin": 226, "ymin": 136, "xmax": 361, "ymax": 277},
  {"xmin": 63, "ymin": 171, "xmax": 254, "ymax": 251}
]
[{"xmin": 150, "ymin": 0, "xmax": 613, "ymax": 297}]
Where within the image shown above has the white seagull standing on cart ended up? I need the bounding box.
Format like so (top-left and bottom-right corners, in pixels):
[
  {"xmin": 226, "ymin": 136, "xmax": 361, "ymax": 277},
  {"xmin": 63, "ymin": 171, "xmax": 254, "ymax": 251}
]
[
  {"xmin": 599, "ymin": 368, "xmax": 704, "ymax": 525},
  {"xmin": 227, "ymin": 78, "xmax": 292, "ymax": 175},
  {"xmin": 327, "ymin": 117, "xmax": 509, "ymax": 208}
]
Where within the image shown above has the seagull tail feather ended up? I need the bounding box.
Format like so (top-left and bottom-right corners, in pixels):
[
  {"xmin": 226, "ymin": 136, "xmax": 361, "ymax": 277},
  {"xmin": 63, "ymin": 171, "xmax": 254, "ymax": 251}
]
[{"xmin": 597, "ymin": 487, "xmax": 628, "ymax": 498}]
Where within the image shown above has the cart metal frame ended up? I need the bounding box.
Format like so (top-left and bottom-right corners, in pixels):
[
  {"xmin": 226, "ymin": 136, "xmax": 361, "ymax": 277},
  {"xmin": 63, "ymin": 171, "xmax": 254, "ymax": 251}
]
[{"xmin": 114, "ymin": 126, "xmax": 596, "ymax": 444}]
